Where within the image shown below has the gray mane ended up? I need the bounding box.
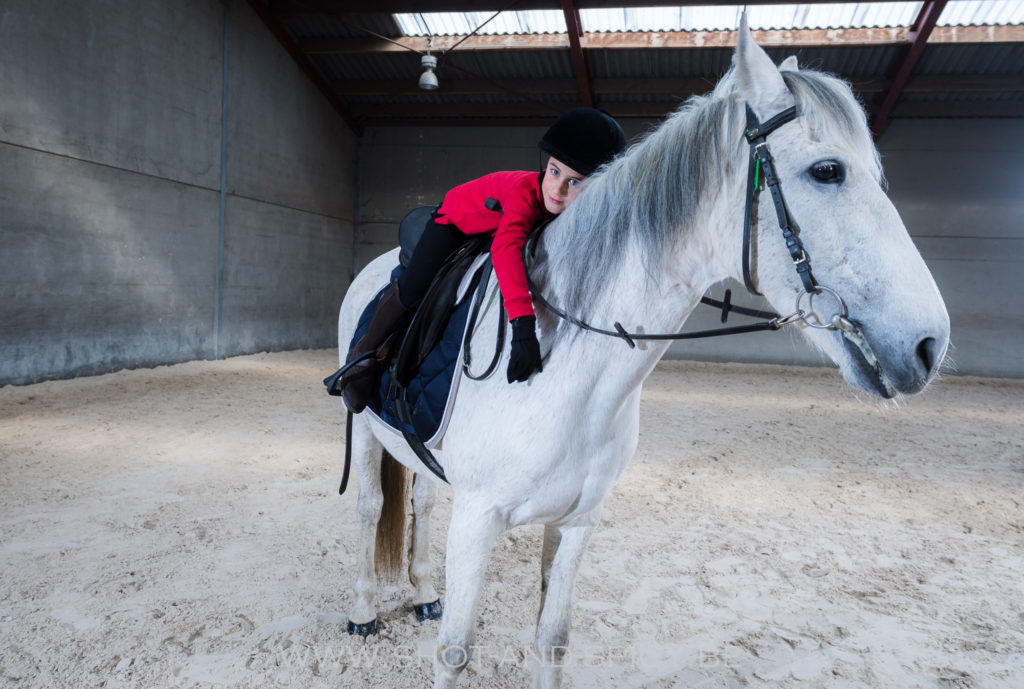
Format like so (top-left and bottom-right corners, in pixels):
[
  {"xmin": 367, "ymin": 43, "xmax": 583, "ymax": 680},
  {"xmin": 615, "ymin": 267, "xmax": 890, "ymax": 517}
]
[{"xmin": 529, "ymin": 66, "xmax": 878, "ymax": 324}]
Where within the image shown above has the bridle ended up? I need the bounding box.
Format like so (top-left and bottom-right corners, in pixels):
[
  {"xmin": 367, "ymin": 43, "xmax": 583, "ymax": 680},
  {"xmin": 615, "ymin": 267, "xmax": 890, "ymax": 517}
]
[
  {"xmin": 740, "ymin": 101, "xmax": 892, "ymax": 398},
  {"xmin": 520, "ymin": 99, "xmax": 896, "ymax": 396},
  {"xmin": 740, "ymin": 102, "xmax": 851, "ymax": 333}
]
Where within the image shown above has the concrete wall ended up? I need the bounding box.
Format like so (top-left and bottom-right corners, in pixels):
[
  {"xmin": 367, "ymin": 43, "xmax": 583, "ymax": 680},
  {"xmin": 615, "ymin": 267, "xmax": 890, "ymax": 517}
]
[
  {"xmin": 0, "ymin": 0, "xmax": 356, "ymax": 385},
  {"xmin": 354, "ymin": 126, "xmax": 551, "ymax": 272},
  {"xmin": 878, "ymin": 119, "xmax": 1024, "ymax": 379},
  {"xmin": 355, "ymin": 118, "xmax": 1024, "ymax": 378}
]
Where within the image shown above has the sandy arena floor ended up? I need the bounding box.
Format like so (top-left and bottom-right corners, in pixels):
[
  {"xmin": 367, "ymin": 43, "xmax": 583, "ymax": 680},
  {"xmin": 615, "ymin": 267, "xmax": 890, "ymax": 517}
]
[{"xmin": 1, "ymin": 349, "xmax": 1022, "ymax": 688}]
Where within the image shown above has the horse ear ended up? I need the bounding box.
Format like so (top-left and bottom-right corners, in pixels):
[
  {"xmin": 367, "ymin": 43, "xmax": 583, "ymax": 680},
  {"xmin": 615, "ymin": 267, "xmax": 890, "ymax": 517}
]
[
  {"xmin": 733, "ymin": 13, "xmax": 790, "ymax": 110},
  {"xmin": 779, "ymin": 55, "xmax": 799, "ymax": 72}
]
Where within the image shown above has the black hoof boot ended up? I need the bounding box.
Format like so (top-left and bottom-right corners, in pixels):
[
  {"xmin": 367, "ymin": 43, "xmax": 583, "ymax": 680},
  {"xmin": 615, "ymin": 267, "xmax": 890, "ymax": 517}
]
[
  {"xmin": 413, "ymin": 599, "xmax": 443, "ymax": 622},
  {"xmin": 347, "ymin": 618, "xmax": 378, "ymax": 637}
]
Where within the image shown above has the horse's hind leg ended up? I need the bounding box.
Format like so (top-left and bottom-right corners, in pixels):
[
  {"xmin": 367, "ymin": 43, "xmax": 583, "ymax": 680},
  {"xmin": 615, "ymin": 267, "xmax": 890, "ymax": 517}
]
[
  {"xmin": 534, "ymin": 522, "xmax": 596, "ymax": 689},
  {"xmin": 410, "ymin": 473, "xmax": 442, "ymax": 621},
  {"xmin": 346, "ymin": 419, "xmax": 386, "ymax": 636}
]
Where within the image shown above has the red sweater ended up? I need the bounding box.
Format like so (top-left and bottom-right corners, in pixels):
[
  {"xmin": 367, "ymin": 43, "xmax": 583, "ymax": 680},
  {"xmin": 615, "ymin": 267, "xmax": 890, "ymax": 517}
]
[{"xmin": 435, "ymin": 170, "xmax": 550, "ymax": 321}]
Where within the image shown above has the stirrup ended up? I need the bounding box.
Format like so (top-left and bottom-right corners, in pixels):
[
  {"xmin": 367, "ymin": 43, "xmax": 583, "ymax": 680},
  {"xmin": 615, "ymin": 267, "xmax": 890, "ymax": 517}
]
[{"xmin": 323, "ymin": 351, "xmax": 375, "ymax": 397}]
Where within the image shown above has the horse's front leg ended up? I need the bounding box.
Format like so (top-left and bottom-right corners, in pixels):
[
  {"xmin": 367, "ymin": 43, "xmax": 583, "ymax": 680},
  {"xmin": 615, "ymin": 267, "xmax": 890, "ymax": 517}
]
[
  {"xmin": 410, "ymin": 472, "xmax": 442, "ymax": 621},
  {"xmin": 434, "ymin": 502, "xmax": 504, "ymax": 689},
  {"xmin": 534, "ymin": 522, "xmax": 596, "ymax": 689}
]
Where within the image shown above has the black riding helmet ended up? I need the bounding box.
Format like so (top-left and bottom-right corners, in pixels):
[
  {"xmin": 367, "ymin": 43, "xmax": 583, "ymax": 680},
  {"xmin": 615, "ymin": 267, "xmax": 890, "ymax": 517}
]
[{"xmin": 538, "ymin": 107, "xmax": 626, "ymax": 177}]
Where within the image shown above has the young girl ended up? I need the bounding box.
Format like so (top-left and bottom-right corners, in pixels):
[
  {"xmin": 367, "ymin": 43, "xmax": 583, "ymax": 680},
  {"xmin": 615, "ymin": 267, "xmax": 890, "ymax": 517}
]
[{"xmin": 342, "ymin": 107, "xmax": 626, "ymax": 413}]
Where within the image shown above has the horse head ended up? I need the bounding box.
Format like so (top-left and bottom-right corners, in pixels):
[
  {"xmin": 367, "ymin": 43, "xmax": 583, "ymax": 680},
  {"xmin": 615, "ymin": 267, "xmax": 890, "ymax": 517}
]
[{"xmin": 725, "ymin": 17, "xmax": 950, "ymax": 398}]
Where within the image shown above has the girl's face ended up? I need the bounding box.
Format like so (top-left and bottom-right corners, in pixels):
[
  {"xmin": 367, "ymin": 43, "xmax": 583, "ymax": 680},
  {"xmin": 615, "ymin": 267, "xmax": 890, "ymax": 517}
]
[{"xmin": 541, "ymin": 157, "xmax": 586, "ymax": 214}]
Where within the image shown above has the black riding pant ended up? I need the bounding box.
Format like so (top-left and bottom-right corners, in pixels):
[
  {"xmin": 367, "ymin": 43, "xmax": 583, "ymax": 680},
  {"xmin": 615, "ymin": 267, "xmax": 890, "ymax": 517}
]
[{"xmin": 397, "ymin": 217, "xmax": 469, "ymax": 308}]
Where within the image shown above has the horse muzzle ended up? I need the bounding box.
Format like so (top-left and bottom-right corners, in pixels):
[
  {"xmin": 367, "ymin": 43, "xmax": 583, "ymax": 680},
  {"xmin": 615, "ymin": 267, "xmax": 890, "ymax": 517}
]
[{"xmin": 838, "ymin": 317, "xmax": 949, "ymax": 398}]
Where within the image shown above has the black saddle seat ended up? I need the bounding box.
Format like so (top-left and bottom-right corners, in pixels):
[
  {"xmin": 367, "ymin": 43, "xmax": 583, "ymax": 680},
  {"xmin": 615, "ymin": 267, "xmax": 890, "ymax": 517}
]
[{"xmin": 398, "ymin": 205, "xmax": 439, "ymax": 268}]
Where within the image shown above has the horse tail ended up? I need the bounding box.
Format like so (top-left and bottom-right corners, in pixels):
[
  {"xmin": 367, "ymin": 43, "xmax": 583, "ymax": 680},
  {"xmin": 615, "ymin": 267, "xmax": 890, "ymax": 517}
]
[{"xmin": 375, "ymin": 449, "xmax": 407, "ymax": 582}]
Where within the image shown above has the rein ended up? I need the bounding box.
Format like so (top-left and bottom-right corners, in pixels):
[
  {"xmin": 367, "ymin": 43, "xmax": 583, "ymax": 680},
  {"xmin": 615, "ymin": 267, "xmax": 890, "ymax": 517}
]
[
  {"xmin": 524, "ymin": 242, "xmax": 791, "ymax": 349},
  {"xmin": 524, "ymin": 99, "xmax": 893, "ymax": 397}
]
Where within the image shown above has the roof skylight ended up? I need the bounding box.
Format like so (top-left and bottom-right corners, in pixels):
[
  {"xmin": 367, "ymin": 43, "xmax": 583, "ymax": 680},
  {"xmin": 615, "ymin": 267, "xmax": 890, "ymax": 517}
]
[
  {"xmin": 393, "ymin": 1, "xmax": 1024, "ymax": 37},
  {"xmin": 393, "ymin": 9, "xmax": 565, "ymax": 36}
]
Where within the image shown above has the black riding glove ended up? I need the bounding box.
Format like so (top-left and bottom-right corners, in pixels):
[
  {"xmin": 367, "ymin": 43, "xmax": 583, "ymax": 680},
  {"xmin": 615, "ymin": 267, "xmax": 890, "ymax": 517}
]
[{"xmin": 507, "ymin": 316, "xmax": 543, "ymax": 383}]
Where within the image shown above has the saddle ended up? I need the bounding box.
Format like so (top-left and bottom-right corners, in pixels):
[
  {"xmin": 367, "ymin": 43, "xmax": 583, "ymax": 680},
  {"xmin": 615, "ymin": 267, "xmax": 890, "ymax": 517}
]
[
  {"xmin": 325, "ymin": 205, "xmax": 488, "ymax": 394},
  {"xmin": 398, "ymin": 204, "xmax": 436, "ymax": 269},
  {"xmin": 325, "ymin": 205, "xmax": 502, "ymax": 485},
  {"xmin": 392, "ymin": 210, "xmax": 492, "ymax": 387}
]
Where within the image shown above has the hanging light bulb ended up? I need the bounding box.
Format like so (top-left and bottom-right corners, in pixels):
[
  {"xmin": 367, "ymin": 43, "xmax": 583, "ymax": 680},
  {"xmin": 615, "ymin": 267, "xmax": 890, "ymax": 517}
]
[
  {"xmin": 418, "ymin": 54, "xmax": 438, "ymax": 90},
  {"xmin": 418, "ymin": 36, "xmax": 438, "ymax": 90}
]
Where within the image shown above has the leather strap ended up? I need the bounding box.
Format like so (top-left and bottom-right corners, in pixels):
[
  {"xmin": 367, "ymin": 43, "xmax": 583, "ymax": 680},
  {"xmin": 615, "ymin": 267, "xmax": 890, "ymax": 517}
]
[
  {"xmin": 339, "ymin": 410, "xmax": 353, "ymax": 495},
  {"xmin": 322, "ymin": 351, "xmax": 375, "ymax": 397},
  {"xmin": 741, "ymin": 137, "xmax": 761, "ymax": 294},
  {"xmin": 700, "ymin": 290, "xmax": 779, "ymax": 322},
  {"xmin": 745, "ymin": 104, "xmax": 798, "ymax": 142},
  {"xmin": 741, "ymin": 104, "xmax": 818, "ymax": 295},
  {"xmin": 392, "ymin": 393, "xmax": 449, "ymax": 483},
  {"xmin": 524, "ymin": 230, "xmax": 787, "ymax": 349},
  {"xmin": 462, "ymin": 257, "xmax": 507, "ymax": 381}
]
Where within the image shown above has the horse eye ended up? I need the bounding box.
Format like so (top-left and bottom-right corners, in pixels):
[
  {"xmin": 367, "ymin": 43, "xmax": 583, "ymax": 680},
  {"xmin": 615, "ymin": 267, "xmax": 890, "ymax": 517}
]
[{"xmin": 810, "ymin": 160, "xmax": 844, "ymax": 183}]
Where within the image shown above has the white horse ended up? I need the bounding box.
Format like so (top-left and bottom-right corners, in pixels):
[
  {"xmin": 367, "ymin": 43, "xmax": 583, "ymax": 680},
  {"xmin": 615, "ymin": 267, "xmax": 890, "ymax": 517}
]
[{"xmin": 335, "ymin": 22, "xmax": 950, "ymax": 689}]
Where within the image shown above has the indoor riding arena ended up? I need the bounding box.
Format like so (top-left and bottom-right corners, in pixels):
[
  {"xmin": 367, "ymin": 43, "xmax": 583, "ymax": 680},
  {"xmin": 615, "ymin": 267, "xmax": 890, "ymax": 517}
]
[{"xmin": 2, "ymin": 3, "xmax": 1022, "ymax": 689}]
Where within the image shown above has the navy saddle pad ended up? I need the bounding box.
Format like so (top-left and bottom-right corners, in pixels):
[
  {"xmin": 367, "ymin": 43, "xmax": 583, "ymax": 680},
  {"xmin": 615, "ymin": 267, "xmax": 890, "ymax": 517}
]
[{"xmin": 350, "ymin": 261, "xmax": 488, "ymax": 445}]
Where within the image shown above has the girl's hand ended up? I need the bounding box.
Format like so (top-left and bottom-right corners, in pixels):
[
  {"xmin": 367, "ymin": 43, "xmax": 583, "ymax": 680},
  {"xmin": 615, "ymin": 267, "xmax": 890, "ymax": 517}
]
[{"xmin": 507, "ymin": 316, "xmax": 543, "ymax": 383}]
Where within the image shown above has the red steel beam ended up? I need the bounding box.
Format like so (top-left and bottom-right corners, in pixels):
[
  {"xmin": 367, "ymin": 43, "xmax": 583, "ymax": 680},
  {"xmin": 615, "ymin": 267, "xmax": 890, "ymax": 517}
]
[
  {"xmin": 560, "ymin": 0, "xmax": 594, "ymax": 107},
  {"xmin": 247, "ymin": 0, "xmax": 363, "ymax": 135},
  {"xmin": 870, "ymin": 0, "xmax": 947, "ymax": 140}
]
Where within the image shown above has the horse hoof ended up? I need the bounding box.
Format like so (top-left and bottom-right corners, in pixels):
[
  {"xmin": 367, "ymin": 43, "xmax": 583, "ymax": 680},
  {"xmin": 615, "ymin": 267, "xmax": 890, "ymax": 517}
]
[
  {"xmin": 412, "ymin": 599, "xmax": 443, "ymax": 622},
  {"xmin": 347, "ymin": 619, "xmax": 378, "ymax": 637}
]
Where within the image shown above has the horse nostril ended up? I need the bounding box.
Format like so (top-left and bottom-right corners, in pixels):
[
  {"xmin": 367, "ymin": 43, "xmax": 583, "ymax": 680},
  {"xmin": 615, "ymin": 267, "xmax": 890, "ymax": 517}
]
[{"xmin": 916, "ymin": 337, "xmax": 940, "ymax": 377}]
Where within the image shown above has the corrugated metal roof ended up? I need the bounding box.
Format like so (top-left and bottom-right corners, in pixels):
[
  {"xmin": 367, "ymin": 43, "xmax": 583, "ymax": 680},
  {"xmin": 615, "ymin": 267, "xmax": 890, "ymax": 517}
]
[
  {"xmin": 774, "ymin": 45, "xmax": 904, "ymax": 76},
  {"xmin": 345, "ymin": 92, "xmax": 573, "ymax": 106},
  {"xmin": 284, "ymin": 12, "xmax": 401, "ymax": 39},
  {"xmin": 394, "ymin": 2, "xmax": 1024, "ymax": 37},
  {"xmin": 313, "ymin": 47, "xmax": 586, "ymax": 86},
  {"xmin": 584, "ymin": 45, "xmax": 903, "ymax": 80},
  {"xmin": 598, "ymin": 92, "xmax": 692, "ymax": 103},
  {"xmin": 265, "ymin": 2, "xmax": 1024, "ymax": 127},
  {"xmin": 915, "ymin": 42, "xmax": 1024, "ymax": 74},
  {"xmin": 442, "ymin": 50, "xmax": 575, "ymax": 80},
  {"xmin": 314, "ymin": 52, "xmax": 421, "ymax": 83},
  {"xmin": 586, "ymin": 48, "xmax": 732, "ymax": 78},
  {"xmin": 341, "ymin": 90, "xmax": 575, "ymax": 122},
  {"xmin": 900, "ymin": 90, "xmax": 1024, "ymax": 101}
]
